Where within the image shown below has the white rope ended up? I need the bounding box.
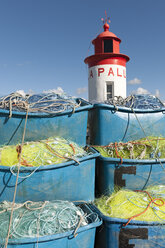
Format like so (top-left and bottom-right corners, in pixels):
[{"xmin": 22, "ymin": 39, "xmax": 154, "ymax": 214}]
[{"xmin": 0, "ymin": 92, "xmax": 81, "ymax": 116}]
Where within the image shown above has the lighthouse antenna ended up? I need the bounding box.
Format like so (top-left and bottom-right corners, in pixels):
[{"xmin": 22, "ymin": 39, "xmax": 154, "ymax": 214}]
[
  {"xmin": 105, "ymin": 10, "xmax": 107, "ymax": 22},
  {"xmin": 101, "ymin": 10, "xmax": 111, "ymax": 24}
]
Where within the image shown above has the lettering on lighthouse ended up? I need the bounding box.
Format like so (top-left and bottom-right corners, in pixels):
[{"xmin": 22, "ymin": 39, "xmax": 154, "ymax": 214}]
[
  {"xmin": 89, "ymin": 65, "xmax": 126, "ymax": 79},
  {"xmin": 108, "ymin": 67, "xmax": 114, "ymax": 76},
  {"xmin": 88, "ymin": 64, "xmax": 127, "ymax": 102}
]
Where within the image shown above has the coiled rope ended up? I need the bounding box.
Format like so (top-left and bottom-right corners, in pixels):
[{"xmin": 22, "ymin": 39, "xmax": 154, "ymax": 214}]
[
  {"xmin": 105, "ymin": 94, "xmax": 164, "ymax": 110},
  {"xmin": 0, "ymin": 200, "xmax": 98, "ymax": 242},
  {"xmin": 0, "ymin": 92, "xmax": 81, "ymax": 117}
]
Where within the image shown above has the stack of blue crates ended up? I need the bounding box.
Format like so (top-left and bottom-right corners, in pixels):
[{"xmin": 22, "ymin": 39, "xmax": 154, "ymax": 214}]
[
  {"xmin": 89, "ymin": 102, "xmax": 165, "ymax": 248},
  {"xmin": 0, "ymin": 97, "xmax": 101, "ymax": 248}
]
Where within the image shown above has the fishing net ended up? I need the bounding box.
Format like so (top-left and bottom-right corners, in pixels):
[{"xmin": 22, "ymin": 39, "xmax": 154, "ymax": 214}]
[
  {"xmin": 105, "ymin": 94, "xmax": 164, "ymax": 110},
  {"xmin": 95, "ymin": 185, "xmax": 165, "ymax": 222},
  {"xmin": 0, "ymin": 200, "xmax": 98, "ymax": 241},
  {"xmin": 94, "ymin": 136, "xmax": 165, "ymax": 160},
  {"xmin": 0, "ymin": 91, "xmax": 81, "ymax": 114},
  {"xmin": 0, "ymin": 137, "xmax": 89, "ymax": 167}
]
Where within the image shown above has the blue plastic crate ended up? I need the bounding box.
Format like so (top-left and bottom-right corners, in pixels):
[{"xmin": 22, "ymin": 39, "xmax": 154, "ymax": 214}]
[
  {"xmin": 0, "ymin": 98, "xmax": 93, "ymax": 146},
  {"xmin": 94, "ymin": 207, "xmax": 165, "ymax": 248},
  {"xmin": 0, "ymin": 147, "xmax": 99, "ymax": 203},
  {"xmin": 1, "ymin": 203, "xmax": 102, "ymax": 248},
  {"xmin": 95, "ymin": 155, "xmax": 165, "ymax": 196},
  {"xmin": 89, "ymin": 103, "xmax": 165, "ymax": 145}
]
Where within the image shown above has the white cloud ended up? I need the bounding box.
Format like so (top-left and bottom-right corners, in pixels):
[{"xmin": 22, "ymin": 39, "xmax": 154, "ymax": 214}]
[
  {"xmin": 43, "ymin": 87, "xmax": 64, "ymax": 95},
  {"xmin": 155, "ymin": 89, "xmax": 160, "ymax": 98},
  {"xmin": 76, "ymin": 87, "xmax": 88, "ymax": 95},
  {"xmin": 16, "ymin": 90, "xmax": 26, "ymax": 97},
  {"xmin": 128, "ymin": 78, "xmax": 142, "ymax": 85},
  {"xmin": 131, "ymin": 87, "xmax": 150, "ymax": 95}
]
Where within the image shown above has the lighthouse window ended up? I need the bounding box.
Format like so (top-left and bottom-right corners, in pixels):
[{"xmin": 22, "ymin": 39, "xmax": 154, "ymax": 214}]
[
  {"xmin": 104, "ymin": 39, "xmax": 113, "ymax": 53},
  {"xmin": 106, "ymin": 82, "xmax": 114, "ymax": 100}
]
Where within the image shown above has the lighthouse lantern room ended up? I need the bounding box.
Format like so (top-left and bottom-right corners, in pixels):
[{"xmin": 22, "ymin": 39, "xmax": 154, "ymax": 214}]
[{"xmin": 84, "ymin": 14, "xmax": 130, "ymax": 102}]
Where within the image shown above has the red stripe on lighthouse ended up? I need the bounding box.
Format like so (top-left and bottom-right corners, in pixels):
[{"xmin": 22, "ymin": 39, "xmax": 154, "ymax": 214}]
[{"xmin": 84, "ymin": 55, "xmax": 128, "ymax": 68}]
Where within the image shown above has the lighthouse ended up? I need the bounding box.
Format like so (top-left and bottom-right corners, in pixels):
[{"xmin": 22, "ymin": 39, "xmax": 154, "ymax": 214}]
[{"xmin": 84, "ymin": 15, "xmax": 130, "ymax": 102}]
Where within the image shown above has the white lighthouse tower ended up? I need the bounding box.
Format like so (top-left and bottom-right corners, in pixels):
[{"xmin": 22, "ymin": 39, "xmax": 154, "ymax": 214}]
[{"xmin": 84, "ymin": 15, "xmax": 130, "ymax": 102}]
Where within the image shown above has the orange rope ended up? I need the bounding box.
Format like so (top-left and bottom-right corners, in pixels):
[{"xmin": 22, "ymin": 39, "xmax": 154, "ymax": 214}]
[
  {"xmin": 123, "ymin": 190, "xmax": 165, "ymax": 227},
  {"xmin": 16, "ymin": 145, "xmax": 22, "ymax": 159},
  {"xmin": 16, "ymin": 142, "xmax": 77, "ymax": 167},
  {"xmin": 45, "ymin": 142, "xmax": 80, "ymax": 164},
  {"xmin": 69, "ymin": 143, "xmax": 75, "ymax": 154},
  {"xmin": 16, "ymin": 145, "xmax": 33, "ymax": 167},
  {"xmin": 94, "ymin": 136, "xmax": 165, "ymax": 149},
  {"xmin": 20, "ymin": 159, "xmax": 33, "ymax": 167},
  {"xmin": 114, "ymin": 142, "xmax": 123, "ymax": 164},
  {"xmin": 45, "ymin": 143, "xmax": 66, "ymax": 159}
]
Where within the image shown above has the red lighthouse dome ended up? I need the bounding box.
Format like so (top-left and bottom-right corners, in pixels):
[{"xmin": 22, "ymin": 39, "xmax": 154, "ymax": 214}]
[{"xmin": 84, "ymin": 15, "xmax": 130, "ymax": 102}]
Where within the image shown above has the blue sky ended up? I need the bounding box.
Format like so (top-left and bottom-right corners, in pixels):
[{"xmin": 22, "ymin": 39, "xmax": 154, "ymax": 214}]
[{"xmin": 0, "ymin": 0, "xmax": 165, "ymax": 100}]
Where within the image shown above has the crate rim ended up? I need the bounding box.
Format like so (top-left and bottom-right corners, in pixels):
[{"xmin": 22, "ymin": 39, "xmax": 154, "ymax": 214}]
[
  {"xmin": 0, "ymin": 98, "xmax": 93, "ymax": 118},
  {"xmin": 93, "ymin": 103, "xmax": 165, "ymax": 114}
]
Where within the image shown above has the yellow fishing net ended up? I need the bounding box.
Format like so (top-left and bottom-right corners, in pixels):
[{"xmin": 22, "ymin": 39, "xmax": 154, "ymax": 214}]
[
  {"xmin": 94, "ymin": 136, "xmax": 165, "ymax": 160},
  {"xmin": 0, "ymin": 137, "xmax": 88, "ymax": 167},
  {"xmin": 95, "ymin": 185, "xmax": 165, "ymax": 222}
]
